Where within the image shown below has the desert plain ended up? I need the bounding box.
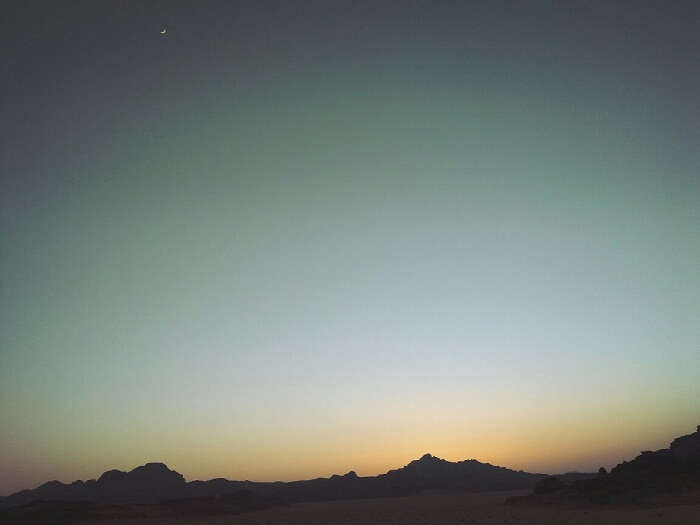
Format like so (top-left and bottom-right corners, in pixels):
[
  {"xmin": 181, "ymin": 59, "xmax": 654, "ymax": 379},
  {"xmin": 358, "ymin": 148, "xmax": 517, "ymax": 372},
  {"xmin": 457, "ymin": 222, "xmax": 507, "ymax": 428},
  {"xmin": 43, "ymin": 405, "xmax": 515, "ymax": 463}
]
[{"xmin": 74, "ymin": 490, "xmax": 700, "ymax": 525}]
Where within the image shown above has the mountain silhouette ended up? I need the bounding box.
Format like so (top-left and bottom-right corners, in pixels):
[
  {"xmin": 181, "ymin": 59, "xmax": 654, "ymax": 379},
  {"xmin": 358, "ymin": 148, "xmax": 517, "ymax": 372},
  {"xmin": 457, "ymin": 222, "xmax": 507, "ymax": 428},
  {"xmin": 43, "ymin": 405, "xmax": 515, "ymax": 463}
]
[
  {"xmin": 513, "ymin": 424, "xmax": 700, "ymax": 504},
  {"xmin": 377, "ymin": 453, "xmax": 544, "ymax": 491},
  {"xmin": 2, "ymin": 463, "xmax": 187, "ymax": 508},
  {"xmin": 0, "ymin": 455, "xmax": 557, "ymax": 509}
]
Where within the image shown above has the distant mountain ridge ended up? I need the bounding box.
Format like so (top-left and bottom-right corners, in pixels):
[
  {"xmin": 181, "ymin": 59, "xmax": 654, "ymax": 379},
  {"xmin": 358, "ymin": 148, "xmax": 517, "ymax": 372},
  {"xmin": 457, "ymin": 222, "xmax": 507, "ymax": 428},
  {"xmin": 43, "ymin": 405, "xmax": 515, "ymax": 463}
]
[
  {"xmin": 1, "ymin": 455, "xmax": 564, "ymax": 509},
  {"xmin": 2, "ymin": 463, "xmax": 187, "ymax": 509}
]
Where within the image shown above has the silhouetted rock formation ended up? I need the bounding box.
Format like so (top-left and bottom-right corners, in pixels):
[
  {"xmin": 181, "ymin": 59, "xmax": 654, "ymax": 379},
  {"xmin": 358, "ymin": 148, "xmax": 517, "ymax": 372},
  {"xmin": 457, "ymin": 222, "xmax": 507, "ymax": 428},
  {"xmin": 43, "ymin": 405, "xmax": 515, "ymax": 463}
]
[
  {"xmin": 97, "ymin": 462, "xmax": 186, "ymax": 503},
  {"xmin": 510, "ymin": 424, "xmax": 700, "ymax": 505},
  {"xmin": 0, "ymin": 454, "xmax": 554, "ymax": 510},
  {"xmin": 377, "ymin": 453, "xmax": 543, "ymax": 492},
  {"xmin": 1, "ymin": 463, "xmax": 186, "ymax": 509},
  {"xmin": 670, "ymin": 425, "xmax": 700, "ymax": 461}
]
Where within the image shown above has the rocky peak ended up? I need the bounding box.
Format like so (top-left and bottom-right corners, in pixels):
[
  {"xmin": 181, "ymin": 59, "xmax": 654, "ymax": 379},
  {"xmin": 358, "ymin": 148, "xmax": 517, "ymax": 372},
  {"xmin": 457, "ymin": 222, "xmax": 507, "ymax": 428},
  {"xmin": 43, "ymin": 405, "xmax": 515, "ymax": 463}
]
[
  {"xmin": 98, "ymin": 469, "xmax": 128, "ymax": 484},
  {"xmin": 128, "ymin": 463, "xmax": 185, "ymax": 485},
  {"xmin": 669, "ymin": 424, "xmax": 700, "ymax": 460},
  {"xmin": 416, "ymin": 453, "xmax": 443, "ymax": 464}
]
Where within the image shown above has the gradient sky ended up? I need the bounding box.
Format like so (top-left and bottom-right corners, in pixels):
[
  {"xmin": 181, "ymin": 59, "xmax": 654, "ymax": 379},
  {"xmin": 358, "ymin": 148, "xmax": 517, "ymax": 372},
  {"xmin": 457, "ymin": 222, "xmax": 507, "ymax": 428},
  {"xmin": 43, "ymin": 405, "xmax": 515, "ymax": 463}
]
[{"xmin": 1, "ymin": 1, "xmax": 699, "ymax": 495}]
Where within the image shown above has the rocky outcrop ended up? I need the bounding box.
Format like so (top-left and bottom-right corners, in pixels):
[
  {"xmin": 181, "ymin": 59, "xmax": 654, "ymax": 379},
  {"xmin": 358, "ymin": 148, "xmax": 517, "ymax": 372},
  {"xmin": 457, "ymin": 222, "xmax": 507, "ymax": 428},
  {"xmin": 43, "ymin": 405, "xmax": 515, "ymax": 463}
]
[
  {"xmin": 1, "ymin": 462, "xmax": 185, "ymax": 508},
  {"xmin": 378, "ymin": 453, "xmax": 545, "ymax": 491},
  {"xmin": 509, "ymin": 424, "xmax": 700, "ymax": 505},
  {"xmin": 670, "ymin": 425, "xmax": 700, "ymax": 461}
]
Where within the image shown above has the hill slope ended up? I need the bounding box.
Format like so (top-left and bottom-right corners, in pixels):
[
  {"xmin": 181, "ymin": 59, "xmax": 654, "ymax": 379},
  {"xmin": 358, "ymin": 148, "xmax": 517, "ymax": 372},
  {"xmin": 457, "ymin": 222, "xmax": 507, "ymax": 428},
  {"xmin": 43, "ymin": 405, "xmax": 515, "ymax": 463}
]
[{"xmin": 514, "ymin": 424, "xmax": 700, "ymax": 504}]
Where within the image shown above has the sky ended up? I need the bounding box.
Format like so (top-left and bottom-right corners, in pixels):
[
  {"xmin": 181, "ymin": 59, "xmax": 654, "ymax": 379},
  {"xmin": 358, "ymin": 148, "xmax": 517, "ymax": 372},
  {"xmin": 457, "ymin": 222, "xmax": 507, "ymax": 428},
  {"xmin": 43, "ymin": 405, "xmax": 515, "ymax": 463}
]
[{"xmin": 1, "ymin": 1, "xmax": 699, "ymax": 495}]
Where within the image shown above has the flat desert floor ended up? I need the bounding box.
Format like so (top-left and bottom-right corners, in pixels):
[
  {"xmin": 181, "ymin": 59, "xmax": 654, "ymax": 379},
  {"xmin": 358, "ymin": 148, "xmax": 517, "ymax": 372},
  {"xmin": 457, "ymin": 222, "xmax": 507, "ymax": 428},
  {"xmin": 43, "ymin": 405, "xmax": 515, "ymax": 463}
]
[{"xmin": 84, "ymin": 490, "xmax": 700, "ymax": 525}]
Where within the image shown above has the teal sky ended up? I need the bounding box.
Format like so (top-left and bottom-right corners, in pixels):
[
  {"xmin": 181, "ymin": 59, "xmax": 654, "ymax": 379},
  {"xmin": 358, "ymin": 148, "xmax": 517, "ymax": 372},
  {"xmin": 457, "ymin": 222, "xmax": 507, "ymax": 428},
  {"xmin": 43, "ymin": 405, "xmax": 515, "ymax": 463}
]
[{"xmin": 1, "ymin": 1, "xmax": 698, "ymax": 495}]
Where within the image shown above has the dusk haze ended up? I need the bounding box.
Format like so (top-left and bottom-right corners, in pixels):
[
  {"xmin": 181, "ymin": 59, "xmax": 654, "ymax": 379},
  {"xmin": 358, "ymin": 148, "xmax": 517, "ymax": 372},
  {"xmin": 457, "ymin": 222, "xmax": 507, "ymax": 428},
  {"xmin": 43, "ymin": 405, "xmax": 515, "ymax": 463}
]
[{"xmin": 1, "ymin": 2, "xmax": 698, "ymax": 518}]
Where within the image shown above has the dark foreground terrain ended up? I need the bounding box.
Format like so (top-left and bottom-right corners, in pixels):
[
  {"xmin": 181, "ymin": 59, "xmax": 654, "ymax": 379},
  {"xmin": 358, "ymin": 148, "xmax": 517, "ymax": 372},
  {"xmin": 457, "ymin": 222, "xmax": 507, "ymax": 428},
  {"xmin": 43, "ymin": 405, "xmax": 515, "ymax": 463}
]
[
  {"xmin": 4, "ymin": 490, "xmax": 700, "ymax": 525},
  {"xmin": 0, "ymin": 489, "xmax": 284, "ymax": 524}
]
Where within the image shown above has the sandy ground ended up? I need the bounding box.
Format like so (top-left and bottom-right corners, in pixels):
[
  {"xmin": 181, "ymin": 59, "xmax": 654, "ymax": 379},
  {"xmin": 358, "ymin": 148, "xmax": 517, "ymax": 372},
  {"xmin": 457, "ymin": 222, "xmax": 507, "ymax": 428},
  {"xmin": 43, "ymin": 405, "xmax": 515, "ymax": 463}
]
[{"xmin": 78, "ymin": 490, "xmax": 700, "ymax": 525}]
